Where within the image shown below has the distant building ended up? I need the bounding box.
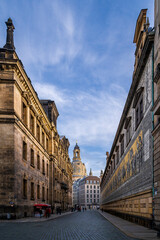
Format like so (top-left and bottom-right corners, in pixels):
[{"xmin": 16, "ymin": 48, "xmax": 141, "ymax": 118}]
[
  {"xmin": 79, "ymin": 171, "xmax": 100, "ymax": 209},
  {"xmin": 72, "ymin": 178, "xmax": 81, "ymax": 208},
  {"xmin": 72, "ymin": 143, "xmax": 87, "ymax": 182}
]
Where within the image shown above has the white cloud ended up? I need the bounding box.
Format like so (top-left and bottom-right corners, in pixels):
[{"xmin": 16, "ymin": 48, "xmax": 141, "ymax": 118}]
[
  {"xmin": 34, "ymin": 82, "xmax": 70, "ymax": 107},
  {"xmin": 35, "ymin": 82, "xmax": 127, "ymax": 149},
  {"xmin": 35, "ymin": 81, "xmax": 127, "ymax": 175}
]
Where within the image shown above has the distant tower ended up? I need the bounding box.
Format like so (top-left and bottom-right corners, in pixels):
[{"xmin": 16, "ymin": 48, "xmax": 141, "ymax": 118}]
[
  {"xmin": 72, "ymin": 143, "xmax": 87, "ymax": 182},
  {"xmin": 89, "ymin": 168, "xmax": 93, "ymax": 176}
]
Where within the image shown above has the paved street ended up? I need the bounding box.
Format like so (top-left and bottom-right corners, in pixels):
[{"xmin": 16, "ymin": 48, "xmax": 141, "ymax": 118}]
[{"xmin": 0, "ymin": 211, "xmax": 137, "ymax": 240}]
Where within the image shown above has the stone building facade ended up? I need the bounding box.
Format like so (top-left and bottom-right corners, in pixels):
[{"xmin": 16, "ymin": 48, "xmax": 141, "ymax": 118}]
[
  {"xmin": 72, "ymin": 143, "xmax": 87, "ymax": 182},
  {"xmin": 0, "ymin": 19, "xmax": 72, "ymax": 218},
  {"xmin": 152, "ymin": 0, "xmax": 160, "ymax": 229},
  {"xmin": 79, "ymin": 173, "xmax": 100, "ymax": 210},
  {"xmin": 100, "ymin": 9, "xmax": 155, "ymax": 227}
]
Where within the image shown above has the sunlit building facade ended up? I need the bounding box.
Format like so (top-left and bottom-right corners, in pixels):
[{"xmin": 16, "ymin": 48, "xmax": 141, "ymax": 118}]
[{"xmin": 0, "ymin": 19, "xmax": 72, "ymax": 218}]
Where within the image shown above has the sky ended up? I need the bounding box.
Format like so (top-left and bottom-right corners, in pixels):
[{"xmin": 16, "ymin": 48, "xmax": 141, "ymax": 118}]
[{"xmin": 0, "ymin": 0, "xmax": 154, "ymax": 176}]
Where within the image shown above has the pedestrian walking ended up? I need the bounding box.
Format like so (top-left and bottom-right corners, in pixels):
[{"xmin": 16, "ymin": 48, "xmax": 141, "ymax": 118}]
[
  {"xmin": 45, "ymin": 208, "xmax": 50, "ymax": 218},
  {"xmin": 39, "ymin": 208, "xmax": 42, "ymax": 218},
  {"xmin": 59, "ymin": 207, "xmax": 61, "ymax": 215}
]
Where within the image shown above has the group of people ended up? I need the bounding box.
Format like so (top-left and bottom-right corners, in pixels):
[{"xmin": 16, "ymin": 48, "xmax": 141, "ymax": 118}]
[{"xmin": 38, "ymin": 207, "xmax": 51, "ymax": 218}]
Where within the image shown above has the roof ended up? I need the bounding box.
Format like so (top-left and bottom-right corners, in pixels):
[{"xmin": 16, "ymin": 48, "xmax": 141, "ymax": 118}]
[{"xmin": 85, "ymin": 176, "xmax": 100, "ymax": 181}]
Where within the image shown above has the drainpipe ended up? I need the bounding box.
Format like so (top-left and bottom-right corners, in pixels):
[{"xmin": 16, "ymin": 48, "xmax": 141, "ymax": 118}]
[{"xmin": 152, "ymin": 43, "xmax": 155, "ymax": 227}]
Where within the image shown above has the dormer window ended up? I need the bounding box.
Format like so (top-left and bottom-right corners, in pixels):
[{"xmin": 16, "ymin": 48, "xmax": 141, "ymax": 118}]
[
  {"xmin": 125, "ymin": 117, "xmax": 132, "ymax": 146},
  {"xmin": 119, "ymin": 134, "xmax": 124, "ymax": 157},
  {"xmin": 133, "ymin": 87, "xmax": 144, "ymax": 130}
]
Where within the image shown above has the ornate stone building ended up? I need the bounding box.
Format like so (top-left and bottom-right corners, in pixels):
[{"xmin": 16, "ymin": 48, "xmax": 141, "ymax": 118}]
[
  {"xmin": 152, "ymin": 0, "xmax": 160, "ymax": 229},
  {"xmin": 100, "ymin": 9, "xmax": 155, "ymax": 227},
  {"xmin": 72, "ymin": 143, "xmax": 87, "ymax": 182},
  {"xmin": 0, "ymin": 18, "xmax": 72, "ymax": 218}
]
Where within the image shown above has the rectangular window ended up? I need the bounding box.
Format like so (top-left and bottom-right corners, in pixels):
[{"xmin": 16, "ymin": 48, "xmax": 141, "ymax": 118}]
[
  {"xmin": 31, "ymin": 182, "xmax": 34, "ymax": 200},
  {"xmin": 87, "ymin": 185, "xmax": 89, "ymax": 188},
  {"xmin": 23, "ymin": 141, "xmax": 27, "ymax": 161},
  {"xmin": 42, "ymin": 159, "xmax": 45, "ymax": 175},
  {"xmin": 31, "ymin": 149, "xmax": 34, "ymax": 167},
  {"xmin": 46, "ymin": 138, "xmax": 49, "ymax": 152},
  {"xmin": 47, "ymin": 188, "xmax": 49, "ymax": 201},
  {"xmin": 90, "ymin": 199, "xmax": 92, "ymax": 203},
  {"xmin": 23, "ymin": 179, "xmax": 27, "ymax": 198},
  {"xmin": 90, "ymin": 180, "xmax": 92, "ymax": 184},
  {"xmin": 30, "ymin": 113, "xmax": 34, "ymax": 134},
  {"xmin": 87, "ymin": 190, "xmax": 89, "ymax": 193},
  {"xmin": 111, "ymin": 161, "xmax": 113, "ymax": 174},
  {"xmin": 37, "ymin": 154, "xmax": 40, "ymax": 170},
  {"xmin": 42, "ymin": 131, "xmax": 45, "ymax": 147},
  {"xmin": 126, "ymin": 120, "xmax": 131, "ymax": 146},
  {"xmin": 135, "ymin": 95, "xmax": 143, "ymax": 129},
  {"xmin": 121, "ymin": 135, "xmax": 124, "ymax": 157},
  {"xmin": 42, "ymin": 186, "xmax": 45, "ymax": 201},
  {"xmin": 116, "ymin": 147, "xmax": 119, "ymax": 164},
  {"xmin": 87, "ymin": 199, "xmax": 89, "ymax": 203},
  {"xmin": 37, "ymin": 185, "xmax": 40, "ymax": 199},
  {"xmin": 94, "ymin": 190, "xmax": 96, "ymax": 193},
  {"xmin": 113, "ymin": 156, "xmax": 115, "ymax": 170},
  {"xmin": 90, "ymin": 185, "xmax": 92, "ymax": 188},
  {"xmin": 140, "ymin": 98, "xmax": 143, "ymax": 121},
  {"xmin": 90, "ymin": 194, "xmax": 92, "ymax": 198},
  {"xmin": 22, "ymin": 102, "xmax": 27, "ymax": 125},
  {"xmin": 47, "ymin": 163, "xmax": 49, "ymax": 177},
  {"xmin": 90, "ymin": 190, "xmax": 92, "ymax": 193},
  {"xmin": 37, "ymin": 124, "xmax": 40, "ymax": 142}
]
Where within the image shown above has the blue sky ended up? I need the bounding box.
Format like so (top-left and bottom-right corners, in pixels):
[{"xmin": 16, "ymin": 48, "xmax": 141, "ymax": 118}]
[{"xmin": 0, "ymin": 0, "xmax": 154, "ymax": 176}]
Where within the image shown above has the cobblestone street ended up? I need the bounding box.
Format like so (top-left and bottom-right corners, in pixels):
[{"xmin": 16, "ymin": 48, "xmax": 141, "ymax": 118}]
[{"xmin": 0, "ymin": 211, "xmax": 137, "ymax": 240}]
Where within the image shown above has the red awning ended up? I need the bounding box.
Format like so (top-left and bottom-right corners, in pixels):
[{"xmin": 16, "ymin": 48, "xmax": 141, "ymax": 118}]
[{"xmin": 34, "ymin": 204, "xmax": 51, "ymax": 207}]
